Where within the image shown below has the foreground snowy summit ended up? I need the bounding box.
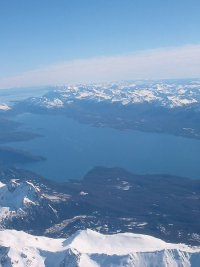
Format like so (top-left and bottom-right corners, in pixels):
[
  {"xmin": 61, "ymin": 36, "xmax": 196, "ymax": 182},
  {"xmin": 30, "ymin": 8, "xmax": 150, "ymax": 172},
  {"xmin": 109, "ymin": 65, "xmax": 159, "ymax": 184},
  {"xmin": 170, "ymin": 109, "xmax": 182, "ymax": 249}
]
[{"xmin": 0, "ymin": 229, "xmax": 200, "ymax": 267}]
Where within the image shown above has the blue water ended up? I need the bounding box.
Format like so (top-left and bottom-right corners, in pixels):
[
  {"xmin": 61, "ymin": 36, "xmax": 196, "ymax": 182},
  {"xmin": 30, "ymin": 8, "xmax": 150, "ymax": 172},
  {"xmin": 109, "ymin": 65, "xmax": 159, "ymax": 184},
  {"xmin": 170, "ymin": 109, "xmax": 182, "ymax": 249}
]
[{"xmin": 10, "ymin": 113, "xmax": 200, "ymax": 181}]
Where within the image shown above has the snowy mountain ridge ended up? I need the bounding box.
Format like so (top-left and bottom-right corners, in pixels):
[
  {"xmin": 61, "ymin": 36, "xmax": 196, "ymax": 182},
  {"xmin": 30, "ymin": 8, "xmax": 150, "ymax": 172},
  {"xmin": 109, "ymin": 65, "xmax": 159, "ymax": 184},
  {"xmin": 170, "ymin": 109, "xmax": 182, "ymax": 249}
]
[
  {"xmin": 28, "ymin": 80, "xmax": 200, "ymax": 109},
  {"xmin": 0, "ymin": 228, "xmax": 199, "ymax": 267}
]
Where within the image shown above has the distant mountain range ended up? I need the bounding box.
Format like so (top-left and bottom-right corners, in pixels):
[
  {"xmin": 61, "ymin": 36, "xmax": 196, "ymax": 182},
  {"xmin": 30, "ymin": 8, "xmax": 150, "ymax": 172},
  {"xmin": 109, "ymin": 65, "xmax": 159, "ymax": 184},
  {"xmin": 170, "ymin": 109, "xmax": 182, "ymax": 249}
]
[
  {"xmin": 17, "ymin": 79, "xmax": 200, "ymax": 108},
  {"xmin": 11, "ymin": 79, "xmax": 200, "ymax": 139}
]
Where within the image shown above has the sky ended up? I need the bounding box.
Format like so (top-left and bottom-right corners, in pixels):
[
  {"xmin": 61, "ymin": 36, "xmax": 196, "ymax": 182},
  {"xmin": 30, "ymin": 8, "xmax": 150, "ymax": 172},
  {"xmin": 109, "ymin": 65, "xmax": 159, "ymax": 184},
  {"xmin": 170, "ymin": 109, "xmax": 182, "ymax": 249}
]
[{"xmin": 0, "ymin": 0, "xmax": 200, "ymax": 88}]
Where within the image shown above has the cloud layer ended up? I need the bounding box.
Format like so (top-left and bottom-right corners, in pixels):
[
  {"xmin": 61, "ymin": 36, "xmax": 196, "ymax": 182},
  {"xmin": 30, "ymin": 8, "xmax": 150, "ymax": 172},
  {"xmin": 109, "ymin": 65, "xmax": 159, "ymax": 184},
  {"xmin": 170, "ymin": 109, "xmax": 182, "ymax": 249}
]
[{"xmin": 1, "ymin": 44, "xmax": 200, "ymax": 89}]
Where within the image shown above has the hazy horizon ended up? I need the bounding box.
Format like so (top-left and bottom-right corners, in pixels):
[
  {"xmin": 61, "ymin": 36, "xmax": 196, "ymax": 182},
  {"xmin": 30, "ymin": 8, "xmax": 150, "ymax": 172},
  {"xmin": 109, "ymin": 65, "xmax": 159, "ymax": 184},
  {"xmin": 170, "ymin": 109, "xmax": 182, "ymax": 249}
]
[{"xmin": 0, "ymin": 1, "xmax": 200, "ymax": 89}]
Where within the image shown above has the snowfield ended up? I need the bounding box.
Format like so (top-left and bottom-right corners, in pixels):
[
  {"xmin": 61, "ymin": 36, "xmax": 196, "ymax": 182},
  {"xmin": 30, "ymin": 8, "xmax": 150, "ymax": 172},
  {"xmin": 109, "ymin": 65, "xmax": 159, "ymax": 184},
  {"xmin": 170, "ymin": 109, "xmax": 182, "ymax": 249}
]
[{"xmin": 0, "ymin": 229, "xmax": 199, "ymax": 266}]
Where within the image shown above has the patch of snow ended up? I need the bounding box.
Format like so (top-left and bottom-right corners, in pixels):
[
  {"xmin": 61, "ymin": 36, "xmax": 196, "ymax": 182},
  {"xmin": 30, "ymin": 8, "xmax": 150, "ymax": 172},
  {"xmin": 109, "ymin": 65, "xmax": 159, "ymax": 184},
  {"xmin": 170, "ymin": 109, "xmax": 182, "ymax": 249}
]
[
  {"xmin": 0, "ymin": 181, "xmax": 5, "ymax": 188},
  {"xmin": 116, "ymin": 181, "xmax": 131, "ymax": 191},
  {"xmin": 23, "ymin": 197, "xmax": 36, "ymax": 206},
  {"xmin": 0, "ymin": 103, "xmax": 11, "ymax": 110},
  {"xmin": 43, "ymin": 98, "xmax": 64, "ymax": 108},
  {"xmin": 79, "ymin": 191, "xmax": 88, "ymax": 196},
  {"xmin": 167, "ymin": 96, "xmax": 198, "ymax": 107},
  {"xmin": 137, "ymin": 222, "xmax": 148, "ymax": 227},
  {"xmin": 42, "ymin": 193, "xmax": 70, "ymax": 202}
]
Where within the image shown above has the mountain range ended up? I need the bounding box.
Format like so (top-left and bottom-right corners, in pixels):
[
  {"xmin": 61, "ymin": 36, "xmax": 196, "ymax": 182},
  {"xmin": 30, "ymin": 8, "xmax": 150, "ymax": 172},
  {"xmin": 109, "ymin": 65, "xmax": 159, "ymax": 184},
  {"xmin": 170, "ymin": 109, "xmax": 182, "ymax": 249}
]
[
  {"xmin": 11, "ymin": 79, "xmax": 200, "ymax": 139},
  {"xmin": 1, "ymin": 79, "xmax": 200, "ymax": 266}
]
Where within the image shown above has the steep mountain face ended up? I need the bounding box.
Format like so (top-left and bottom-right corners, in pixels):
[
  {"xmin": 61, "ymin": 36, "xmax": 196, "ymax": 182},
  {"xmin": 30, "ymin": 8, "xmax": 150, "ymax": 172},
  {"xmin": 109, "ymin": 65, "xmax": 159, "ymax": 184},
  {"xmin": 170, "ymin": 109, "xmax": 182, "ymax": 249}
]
[
  {"xmin": 0, "ymin": 172, "xmax": 66, "ymax": 232},
  {"xmin": 0, "ymin": 229, "xmax": 199, "ymax": 267}
]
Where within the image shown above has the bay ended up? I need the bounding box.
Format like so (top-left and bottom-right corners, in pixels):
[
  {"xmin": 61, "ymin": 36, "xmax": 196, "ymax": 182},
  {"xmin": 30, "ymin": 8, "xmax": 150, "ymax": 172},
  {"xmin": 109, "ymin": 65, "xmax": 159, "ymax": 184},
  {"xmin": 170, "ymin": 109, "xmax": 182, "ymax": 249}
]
[{"xmin": 10, "ymin": 113, "xmax": 200, "ymax": 181}]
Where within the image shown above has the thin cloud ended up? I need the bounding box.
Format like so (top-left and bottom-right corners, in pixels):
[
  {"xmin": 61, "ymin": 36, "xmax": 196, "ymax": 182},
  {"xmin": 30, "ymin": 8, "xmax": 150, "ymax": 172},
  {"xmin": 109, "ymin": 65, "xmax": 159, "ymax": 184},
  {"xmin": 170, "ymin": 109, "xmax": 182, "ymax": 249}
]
[{"xmin": 0, "ymin": 44, "xmax": 200, "ymax": 89}]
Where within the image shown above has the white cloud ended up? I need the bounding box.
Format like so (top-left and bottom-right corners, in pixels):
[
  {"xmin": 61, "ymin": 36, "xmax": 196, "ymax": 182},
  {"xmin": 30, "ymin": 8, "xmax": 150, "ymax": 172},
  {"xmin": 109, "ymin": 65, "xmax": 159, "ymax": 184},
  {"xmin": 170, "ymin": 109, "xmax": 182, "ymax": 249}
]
[{"xmin": 0, "ymin": 44, "xmax": 200, "ymax": 89}]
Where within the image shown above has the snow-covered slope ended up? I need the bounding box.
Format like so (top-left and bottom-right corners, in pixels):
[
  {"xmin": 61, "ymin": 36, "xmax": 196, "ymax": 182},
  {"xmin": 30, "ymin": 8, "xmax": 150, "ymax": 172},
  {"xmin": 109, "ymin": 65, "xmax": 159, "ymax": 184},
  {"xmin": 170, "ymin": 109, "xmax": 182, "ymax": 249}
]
[
  {"xmin": 0, "ymin": 229, "xmax": 199, "ymax": 267},
  {"xmin": 0, "ymin": 178, "xmax": 64, "ymax": 229},
  {"xmin": 0, "ymin": 179, "xmax": 40, "ymax": 222}
]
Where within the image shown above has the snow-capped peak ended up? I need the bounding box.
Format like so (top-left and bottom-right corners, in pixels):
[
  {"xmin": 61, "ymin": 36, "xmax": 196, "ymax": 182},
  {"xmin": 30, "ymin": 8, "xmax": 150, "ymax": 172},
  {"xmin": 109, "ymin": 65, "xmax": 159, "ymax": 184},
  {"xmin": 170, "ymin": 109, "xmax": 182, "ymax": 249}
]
[
  {"xmin": 0, "ymin": 229, "xmax": 199, "ymax": 266},
  {"xmin": 27, "ymin": 80, "xmax": 200, "ymax": 109},
  {"xmin": 0, "ymin": 179, "xmax": 39, "ymax": 209},
  {"xmin": 0, "ymin": 180, "xmax": 40, "ymax": 222}
]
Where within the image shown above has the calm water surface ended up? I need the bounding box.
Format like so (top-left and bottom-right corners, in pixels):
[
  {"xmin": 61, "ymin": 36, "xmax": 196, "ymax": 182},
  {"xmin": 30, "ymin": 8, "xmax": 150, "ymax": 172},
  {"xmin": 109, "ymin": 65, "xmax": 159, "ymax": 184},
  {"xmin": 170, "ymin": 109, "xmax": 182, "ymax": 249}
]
[{"xmin": 10, "ymin": 113, "xmax": 200, "ymax": 181}]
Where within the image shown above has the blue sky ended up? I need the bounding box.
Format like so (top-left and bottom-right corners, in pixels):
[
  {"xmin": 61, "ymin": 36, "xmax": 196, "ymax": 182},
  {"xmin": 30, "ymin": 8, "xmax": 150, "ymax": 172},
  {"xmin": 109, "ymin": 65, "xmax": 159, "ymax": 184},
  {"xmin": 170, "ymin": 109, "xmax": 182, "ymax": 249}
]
[{"xmin": 0, "ymin": 0, "xmax": 200, "ymax": 88}]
